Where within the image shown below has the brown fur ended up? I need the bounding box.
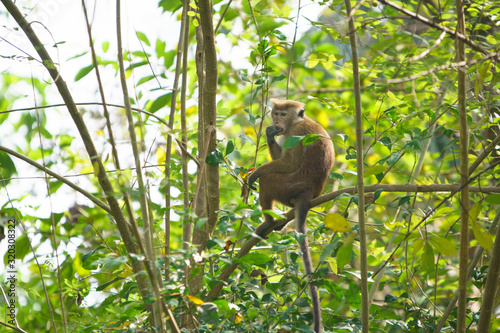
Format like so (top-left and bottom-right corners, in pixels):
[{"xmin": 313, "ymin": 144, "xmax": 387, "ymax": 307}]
[{"xmin": 248, "ymin": 99, "xmax": 334, "ymax": 333}]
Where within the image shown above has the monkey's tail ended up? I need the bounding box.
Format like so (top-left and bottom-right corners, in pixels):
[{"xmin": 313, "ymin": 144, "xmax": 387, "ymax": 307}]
[{"xmin": 296, "ymin": 197, "xmax": 322, "ymax": 333}]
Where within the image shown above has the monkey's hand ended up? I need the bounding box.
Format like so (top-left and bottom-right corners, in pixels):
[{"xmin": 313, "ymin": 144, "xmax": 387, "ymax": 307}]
[
  {"xmin": 266, "ymin": 125, "xmax": 282, "ymax": 144},
  {"xmin": 247, "ymin": 172, "xmax": 258, "ymax": 190}
]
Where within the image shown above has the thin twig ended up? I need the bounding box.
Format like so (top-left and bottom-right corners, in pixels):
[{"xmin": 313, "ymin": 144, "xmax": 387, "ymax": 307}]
[
  {"xmin": 0, "ymin": 102, "xmax": 200, "ymax": 166},
  {"xmin": 378, "ymin": 0, "xmax": 500, "ymax": 62}
]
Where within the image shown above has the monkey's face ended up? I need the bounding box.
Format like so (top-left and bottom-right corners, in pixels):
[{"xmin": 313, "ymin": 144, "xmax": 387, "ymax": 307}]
[{"xmin": 271, "ymin": 108, "xmax": 297, "ymax": 135}]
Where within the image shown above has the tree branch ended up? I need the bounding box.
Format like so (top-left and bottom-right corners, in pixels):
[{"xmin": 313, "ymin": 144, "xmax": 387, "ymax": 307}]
[
  {"xmin": 208, "ymin": 182, "xmax": 500, "ymax": 299},
  {"xmin": 378, "ymin": 0, "xmax": 500, "ymax": 62},
  {"xmin": 345, "ymin": 0, "xmax": 369, "ymax": 330},
  {"xmin": 0, "ymin": 145, "xmax": 111, "ymax": 214}
]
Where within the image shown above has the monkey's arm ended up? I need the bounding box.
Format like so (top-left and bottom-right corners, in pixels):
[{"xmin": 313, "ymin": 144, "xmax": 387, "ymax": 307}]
[{"xmin": 247, "ymin": 147, "xmax": 301, "ymax": 188}]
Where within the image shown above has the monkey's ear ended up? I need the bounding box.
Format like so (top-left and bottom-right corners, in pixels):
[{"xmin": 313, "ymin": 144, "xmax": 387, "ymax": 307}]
[{"xmin": 298, "ymin": 108, "xmax": 305, "ymax": 118}]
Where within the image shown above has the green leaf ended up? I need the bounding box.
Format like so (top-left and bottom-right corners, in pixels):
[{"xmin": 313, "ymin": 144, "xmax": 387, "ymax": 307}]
[
  {"xmin": 385, "ymin": 294, "xmax": 399, "ymax": 303},
  {"xmin": 338, "ymin": 133, "xmax": 349, "ymax": 143},
  {"xmin": 155, "ymin": 39, "xmax": 166, "ymax": 58},
  {"xmin": 58, "ymin": 134, "xmax": 74, "ymax": 148},
  {"xmin": 75, "ymin": 64, "xmax": 94, "ymax": 81},
  {"xmin": 239, "ymin": 252, "xmax": 272, "ymax": 265},
  {"xmin": 386, "ymin": 151, "xmax": 402, "ymax": 165},
  {"xmin": 225, "ymin": 140, "xmax": 234, "ymax": 156},
  {"xmin": 213, "ymin": 299, "xmax": 230, "ymax": 313},
  {"xmin": 283, "ymin": 136, "xmax": 304, "ymax": 149},
  {"xmin": 262, "ymin": 209, "xmax": 284, "ymax": 220},
  {"xmin": 49, "ymin": 180, "xmax": 63, "ymax": 194},
  {"xmin": 136, "ymin": 31, "xmax": 150, "ymax": 46},
  {"xmin": 149, "ymin": 93, "xmax": 172, "ymax": 113},
  {"xmin": 205, "ymin": 149, "xmax": 224, "ymax": 166},
  {"xmin": 319, "ymin": 241, "xmax": 337, "ymax": 263},
  {"xmin": 195, "ymin": 217, "xmax": 207, "ymax": 230},
  {"xmin": 375, "ymin": 169, "xmax": 384, "ymax": 183},
  {"xmin": 273, "ymin": 30, "xmax": 287, "ymax": 41},
  {"xmin": 302, "ymin": 134, "xmax": 321, "ymax": 146},
  {"xmin": 469, "ymin": 201, "xmax": 482, "ymax": 223},
  {"xmin": 471, "ymin": 220, "xmax": 493, "ymax": 251},
  {"xmin": 336, "ymin": 241, "xmax": 353, "ymax": 270},
  {"xmin": 330, "ymin": 172, "xmax": 344, "ymax": 180},
  {"xmin": 364, "ymin": 165, "xmax": 385, "ymax": 178},
  {"xmin": 0, "ymin": 151, "xmax": 17, "ymax": 183},
  {"xmin": 261, "ymin": 293, "xmax": 277, "ymax": 303},
  {"xmin": 82, "ymin": 246, "xmax": 105, "ymax": 264},
  {"xmin": 295, "ymin": 298, "xmax": 310, "ymax": 307},
  {"xmin": 96, "ymin": 277, "xmax": 123, "ymax": 291},
  {"xmin": 346, "ymin": 146, "xmax": 357, "ymax": 160},
  {"xmin": 422, "ymin": 243, "xmax": 435, "ymax": 275},
  {"xmin": 373, "ymin": 188, "xmax": 384, "ymax": 201},
  {"xmin": 102, "ymin": 41, "xmax": 109, "ymax": 53},
  {"xmin": 189, "ymin": 267, "xmax": 202, "ymax": 281},
  {"xmin": 6, "ymin": 234, "xmax": 30, "ymax": 263},
  {"xmin": 159, "ymin": 0, "xmax": 183, "ymax": 13},
  {"xmin": 345, "ymin": 280, "xmax": 361, "ymax": 307},
  {"xmin": 429, "ymin": 236, "xmax": 456, "ymax": 257},
  {"xmin": 467, "ymin": 201, "xmax": 493, "ymax": 250},
  {"xmin": 393, "ymin": 195, "xmax": 413, "ymax": 207},
  {"xmin": 164, "ymin": 50, "xmax": 176, "ymax": 69},
  {"xmin": 485, "ymin": 194, "xmax": 500, "ymax": 204},
  {"xmin": 240, "ymin": 71, "xmax": 251, "ymax": 82},
  {"xmin": 198, "ymin": 303, "xmax": 218, "ymax": 324},
  {"xmin": 271, "ymin": 74, "xmax": 286, "ymax": 84},
  {"xmin": 385, "ymin": 293, "xmax": 408, "ymax": 303},
  {"xmin": 412, "ymin": 238, "xmax": 424, "ymax": 255},
  {"xmin": 96, "ymin": 255, "xmax": 128, "ymax": 269},
  {"xmin": 137, "ymin": 75, "xmax": 156, "ymax": 86},
  {"xmin": 308, "ymin": 54, "xmax": 319, "ymax": 68}
]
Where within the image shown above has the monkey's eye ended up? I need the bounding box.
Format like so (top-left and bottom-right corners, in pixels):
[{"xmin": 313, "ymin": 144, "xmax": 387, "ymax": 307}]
[{"xmin": 280, "ymin": 112, "xmax": 287, "ymax": 117}]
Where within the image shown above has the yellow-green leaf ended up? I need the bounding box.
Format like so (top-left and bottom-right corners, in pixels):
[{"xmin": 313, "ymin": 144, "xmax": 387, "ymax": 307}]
[
  {"xmin": 308, "ymin": 54, "xmax": 319, "ymax": 68},
  {"xmin": 364, "ymin": 165, "xmax": 385, "ymax": 178},
  {"xmin": 326, "ymin": 258, "xmax": 338, "ymax": 275},
  {"xmin": 386, "ymin": 90, "xmax": 401, "ymax": 111},
  {"xmin": 412, "ymin": 238, "xmax": 424, "ymax": 255},
  {"xmin": 322, "ymin": 61, "xmax": 333, "ymax": 70},
  {"xmin": 135, "ymin": 31, "xmax": 150, "ymax": 46},
  {"xmin": 325, "ymin": 213, "xmax": 350, "ymax": 232},
  {"xmin": 429, "ymin": 236, "xmax": 456, "ymax": 257},
  {"xmin": 485, "ymin": 194, "xmax": 500, "ymax": 204},
  {"xmin": 469, "ymin": 201, "xmax": 482, "ymax": 223},
  {"xmin": 336, "ymin": 241, "xmax": 353, "ymax": 270},
  {"xmin": 471, "ymin": 220, "xmax": 493, "ymax": 251},
  {"xmin": 422, "ymin": 243, "xmax": 435, "ymax": 275},
  {"xmin": 281, "ymin": 5, "xmax": 291, "ymax": 17}
]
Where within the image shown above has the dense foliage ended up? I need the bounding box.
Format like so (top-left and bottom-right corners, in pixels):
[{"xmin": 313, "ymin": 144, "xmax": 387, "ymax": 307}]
[{"xmin": 1, "ymin": 0, "xmax": 499, "ymax": 332}]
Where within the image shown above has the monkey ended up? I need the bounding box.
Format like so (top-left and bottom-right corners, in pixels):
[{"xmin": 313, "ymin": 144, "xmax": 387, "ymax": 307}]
[{"xmin": 248, "ymin": 98, "xmax": 334, "ymax": 333}]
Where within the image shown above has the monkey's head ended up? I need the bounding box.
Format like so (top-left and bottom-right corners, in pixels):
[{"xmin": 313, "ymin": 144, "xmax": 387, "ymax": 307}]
[{"xmin": 269, "ymin": 98, "xmax": 306, "ymax": 135}]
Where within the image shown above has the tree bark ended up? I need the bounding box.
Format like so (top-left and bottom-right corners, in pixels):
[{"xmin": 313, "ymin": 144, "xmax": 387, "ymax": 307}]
[
  {"xmin": 477, "ymin": 215, "xmax": 500, "ymax": 331},
  {"xmin": 344, "ymin": 1, "xmax": 369, "ymax": 331},
  {"xmin": 454, "ymin": 0, "xmax": 469, "ymax": 331},
  {"xmin": 190, "ymin": 0, "xmax": 220, "ymax": 296}
]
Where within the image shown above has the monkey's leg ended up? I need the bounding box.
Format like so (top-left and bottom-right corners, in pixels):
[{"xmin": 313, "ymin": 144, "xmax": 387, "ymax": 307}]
[
  {"xmin": 258, "ymin": 174, "xmax": 277, "ymax": 225},
  {"xmin": 296, "ymin": 195, "xmax": 322, "ymax": 333}
]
